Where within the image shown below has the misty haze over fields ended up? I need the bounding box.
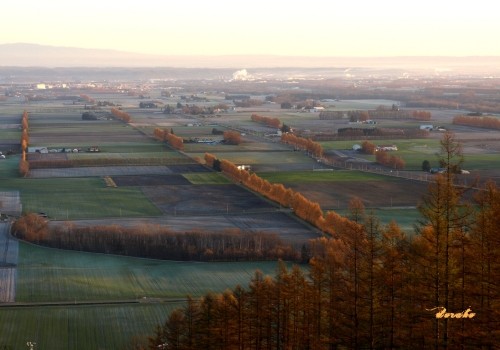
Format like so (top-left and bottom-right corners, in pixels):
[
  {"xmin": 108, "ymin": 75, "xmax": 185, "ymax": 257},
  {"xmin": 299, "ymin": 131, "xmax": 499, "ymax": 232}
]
[{"xmin": 1, "ymin": 43, "xmax": 500, "ymax": 74}]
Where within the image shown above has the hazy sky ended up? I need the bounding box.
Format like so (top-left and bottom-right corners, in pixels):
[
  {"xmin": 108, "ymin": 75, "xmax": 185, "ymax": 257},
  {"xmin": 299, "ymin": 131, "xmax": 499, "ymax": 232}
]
[{"xmin": 2, "ymin": 0, "xmax": 498, "ymax": 56}]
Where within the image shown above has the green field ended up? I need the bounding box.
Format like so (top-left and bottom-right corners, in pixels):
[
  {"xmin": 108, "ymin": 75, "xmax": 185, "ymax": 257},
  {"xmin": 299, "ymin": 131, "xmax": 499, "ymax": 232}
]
[
  {"xmin": 17, "ymin": 242, "xmax": 282, "ymax": 302},
  {"xmin": 0, "ymin": 155, "xmax": 19, "ymax": 179},
  {"xmin": 0, "ymin": 303, "xmax": 180, "ymax": 350},
  {"xmin": 0, "ymin": 129, "xmax": 20, "ymax": 140},
  {"xmin": 0, "ymin": 177, "xmax": 162, "ymax": 219},
  {"xmin": 258, "ymin": 169, "xmax": 389, "ymax": 183},
  {"xmin": 0, "ymin": 242, "xmax": 285, "ymax": 350}
]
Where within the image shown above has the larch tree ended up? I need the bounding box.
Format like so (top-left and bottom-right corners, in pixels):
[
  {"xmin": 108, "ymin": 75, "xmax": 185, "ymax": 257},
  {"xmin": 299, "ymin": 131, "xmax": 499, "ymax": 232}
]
[
  {"xmin": 416, "ymin": 131, "xmax": 471, "ymax": 349},
  {"xmin": 467, "ymin": 181, "xmax": 500, "ymax": 348}
]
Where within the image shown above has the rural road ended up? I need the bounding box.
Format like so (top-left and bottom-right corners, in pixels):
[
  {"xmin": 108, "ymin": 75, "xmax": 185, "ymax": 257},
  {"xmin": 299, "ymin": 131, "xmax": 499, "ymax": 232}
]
[{"xmin": 0, "ymin": 222, "xmax": 18, "ymax": 303}]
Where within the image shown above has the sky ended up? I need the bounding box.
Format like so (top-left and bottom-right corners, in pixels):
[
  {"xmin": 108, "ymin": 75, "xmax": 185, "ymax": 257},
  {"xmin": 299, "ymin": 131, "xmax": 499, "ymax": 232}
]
[{"xmin": 1, "ymin": 0, "xmax": 498, "ymax": 57}]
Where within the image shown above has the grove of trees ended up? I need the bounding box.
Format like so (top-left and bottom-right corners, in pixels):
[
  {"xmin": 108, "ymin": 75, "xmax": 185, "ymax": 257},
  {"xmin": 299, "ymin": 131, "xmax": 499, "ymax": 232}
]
[{"xmin": 19, "ymin": 110, "xmax": 29, "ymax": 176}]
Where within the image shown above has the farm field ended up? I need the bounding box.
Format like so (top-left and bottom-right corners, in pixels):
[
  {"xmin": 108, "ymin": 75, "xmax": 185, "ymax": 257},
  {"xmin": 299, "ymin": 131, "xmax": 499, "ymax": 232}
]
[
  {"xmin": 0, "ymin": 177, "xmax": 162, "ymax": 219},
  {"xmin": 259, "ymin": 169, "xmax": 428, "ymax": 216},
  {"xmin": 15, "ymin": 242, "xmax": 283, "ymax": 302},
  {"xmin": 0, "ymin": 303, "xmax": 181, "ymax": 350},
  {"xmin": 0, "ymin": 241, "xmax": 284, "ymax": 350}
]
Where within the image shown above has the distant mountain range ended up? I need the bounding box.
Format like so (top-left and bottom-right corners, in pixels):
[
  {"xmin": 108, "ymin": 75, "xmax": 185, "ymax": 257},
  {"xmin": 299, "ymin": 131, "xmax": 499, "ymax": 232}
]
[{"xmin": 1, "ymin": 43, "xmax": 499, "ymax": 72}]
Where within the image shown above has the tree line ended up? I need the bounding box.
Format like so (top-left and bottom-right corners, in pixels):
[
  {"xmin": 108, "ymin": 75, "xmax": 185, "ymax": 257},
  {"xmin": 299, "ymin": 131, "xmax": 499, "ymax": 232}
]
[
  {"xmin": 110, "ymin": 107, "xmax": 132, "ymax": 123},
  {"xmin": 375, "ymin": 149, "xmax": 406, "ymax": 169},
  {"xmin": 147, "ymin": 135, "xmax": 499, "ymax": 349},
  {"xmin": 407, "ymin": 96, "xmax": 500, "ymax": 114},
  {"xmin": 280, "ymin": 133, "xmax": 323, "ymax": 158},
  {"xmin": 250, "ymin": 114, "xmax": 281, "ymax": 128},
  {"xmin": 79, "ymin": 94, "xmax": 95, "ymax": 104},
  {"xmin": 19, "ymin": 110, "xmax": 29, "ymax": 177},
  {"xmin": 11, "ymin": 217, "xmax": 301, "ymax": 262},
  {"xmin": 319, "ymin": 109, "xmax": 432, "ymax": 121},
  {"xmin": 453, "ymin": 114, "xmax": 500, "ymax": 130},
  {"xmin": 153, "ymin": 128, "xmax": 184, "ymax": 150}
]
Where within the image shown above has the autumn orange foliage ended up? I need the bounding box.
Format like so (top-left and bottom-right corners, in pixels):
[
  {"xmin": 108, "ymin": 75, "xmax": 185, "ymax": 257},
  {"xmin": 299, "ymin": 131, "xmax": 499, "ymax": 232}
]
[
  {"xmin": 153, "ymin": 127, "xmax": 183, "ymax": 150},
  {"xmin": 166, "ymin": 133, "xmax": 184, "ymax": 150},
  {"xmin": 375, "ymin": 150, "xmax": 405, "ymax": 169},
  {"xmin": 281, "ymin": 133, "xmax": 323, "ymax": 158},
  {"xmin": 411, "ymin": 110, "xmax": 432, "ymax": 120},
  {"xmin": 110, "ymin": 107, "xmax": 132, "ymax": 123},
  {"xmin": 223, "ymin": 130, "xmax": 242, "ymax": 145},
  {"xmin": 79, "ymin": 94, "xmax": 95, "ymax": 104},
  {"xmin": 19, "ymin": 110, "xmax": 30, "ymax": 176},
  {"xmin": 251, "ymin": 114, "xmax": 281, "ymax": 128},
  {"xmin": 453, "ymin": 114, "xmax": 500, "ymax": 130}
]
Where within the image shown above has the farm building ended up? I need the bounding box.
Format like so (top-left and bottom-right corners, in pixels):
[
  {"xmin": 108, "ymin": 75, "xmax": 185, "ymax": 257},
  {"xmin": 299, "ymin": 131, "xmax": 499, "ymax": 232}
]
[
  {"xmin": 376, "ymin": 144, "xmax": 398, "ymax": 151},
  {"xmin": 27, "ymin": 147, "xmax": 48, "ymax": 153},
  {"xmin": 310, "ymin": 106, "xmax": 325, "ymax": 113}
]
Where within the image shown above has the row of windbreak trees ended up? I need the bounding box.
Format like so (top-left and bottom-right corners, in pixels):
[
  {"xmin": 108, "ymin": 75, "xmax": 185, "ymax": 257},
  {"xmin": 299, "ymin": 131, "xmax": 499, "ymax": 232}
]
[
  {"xmin": 80, "ymin": 94, "xmax": 95, "ymax": 104},
  {"xmin": 110, "ymin": 107, "xmax": 132, "ymax": 123},
  {"xmin": 375, "ymin": 149, "xmax": 405, "ymax": 169},
  {"xmin": 150, "ymin": 133, "xmax": 499, "ymax": 350},
  {"xmin": 11, "ymin": 217, "xmax": 301, "ymax": 262},
  {"xmin": 205, "ymin": 153, "xmax": 342, "ymax": 235},
  {"xmin": 153, "ymin": 128, "xmax": 184, "ymax": 150},
  {"xmin": 250, "ymin": 113, "xmax": 281, "ymax": 128},
  {"xmin": 281, "ymin": 133, "xmax": 323, "ymax": 158},
  {"xmin": 19, "ymin": 110, "xmax": 29, "ymax": 176},
  {"xmin": 319, "ymin": 109, "xmax": 432, "ymax": 121},
  {"xmin": 453, "ymin": 114, "xmax": 500, "ymax": 130}
]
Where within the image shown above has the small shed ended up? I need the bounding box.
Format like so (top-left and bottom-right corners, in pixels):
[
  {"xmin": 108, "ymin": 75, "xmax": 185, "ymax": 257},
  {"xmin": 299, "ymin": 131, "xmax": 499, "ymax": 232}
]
[{"xmin": 27, "ymin": 147, "xmax": 48, "ymax": 154}]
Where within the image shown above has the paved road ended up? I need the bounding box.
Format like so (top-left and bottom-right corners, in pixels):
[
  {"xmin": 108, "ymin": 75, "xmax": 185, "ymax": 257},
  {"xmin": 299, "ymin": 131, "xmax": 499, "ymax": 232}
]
[{"xmin": 0, "ymin": 222, "xmax": 18, "ymax": 303}]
